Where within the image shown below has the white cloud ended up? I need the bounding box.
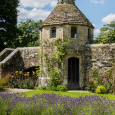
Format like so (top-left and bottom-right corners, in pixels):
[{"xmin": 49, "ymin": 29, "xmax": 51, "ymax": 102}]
[
  {"xmin": 101, "ymin": 13, "xmax": 115, "ymax": 23},
  {"xmin": 93, "ymin": 24, "xmax": 97, "ymax": 27},
  {"xmin": 91, "ymin": 0, "xmax": 105, "ymax": 4},
  {"xmin": 18, "ymin": 7, "xmax": 51, "ymax": 21},
  {"xmin": 50, "ymin": 1, "xmax": 57, "ymax": 7},
  {"xmin": 94, "ymin": 29, "xmax": 101, "ymax": 34},
  {"xmin": 20, "ymin": 0, "xmax": 57, "ymax": 8}
]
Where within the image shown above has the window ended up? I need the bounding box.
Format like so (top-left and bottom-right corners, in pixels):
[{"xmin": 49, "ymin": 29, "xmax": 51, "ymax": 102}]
[
  {"xmin": 51, "ymin": 27, "xmax": 56, "ymax": 38},
  {"xmin": 88, "ymin": 28, "xmax": 91, "ymax": 39},
  {"xmin": 71, "ymin": 27, "xmax": 77, "ymax": 38}
]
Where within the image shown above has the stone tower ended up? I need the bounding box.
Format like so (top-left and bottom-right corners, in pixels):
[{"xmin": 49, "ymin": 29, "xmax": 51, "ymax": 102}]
[{"xmin": 39, "ymin": 0, "xmax": 94, "ymax": 89}]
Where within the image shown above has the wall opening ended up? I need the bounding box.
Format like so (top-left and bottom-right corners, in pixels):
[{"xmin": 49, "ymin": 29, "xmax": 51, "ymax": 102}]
[
  {"xmin": 88, "ymin": 28, "xmax": 91, "ymax": 39},
  {"xmin": 71, "ymin": 27, "xmax": 77, "ymax": 38},
  {"xmin": 68, "ymin": 57, "xmax": 79, "ymax": 89},
  {"xmin": 51, "ymin": 27, "xmax": 56, "ymax": 38}
]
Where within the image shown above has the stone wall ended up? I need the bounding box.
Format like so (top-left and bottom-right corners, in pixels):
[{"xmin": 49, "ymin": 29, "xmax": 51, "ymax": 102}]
[
  {"xmin": 1, "ymin": 43, "xmax": 115, "ymax": 89},
  {"xmin": 19, "ymin": 47, "xmax": 40, "ymax": 69},
  {"xmin": 85, "ymin": 43, "xmax": 115, "ymax": 70},
  {"xmin": 0, "ymin": 47, "xmax": 40, "ymax": 77}
]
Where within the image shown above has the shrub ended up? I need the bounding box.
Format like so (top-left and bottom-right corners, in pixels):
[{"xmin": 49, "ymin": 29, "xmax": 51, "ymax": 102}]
[
  {"xmin": 104, "ymin": 82, "xmax": 113, "ymax": 93},
  {"xmin": 85, "ymin": 67, "xmax": 114, "ymax": 94},
  {"xmin": 22, "ymin": 79, "xmax": 34, "ymax": 89},
  {"xmin": 96, "ymin": 85, "xmax": 106, "ymax": 94},
  {"xmin": 85, "ymin": 81, "xmax": 96, "ymax": 92},
  {"xmin": 57, "ymin": 85, "xmax": 67, "ymax": 92},
  {"xmin": 0, "ymin": 74, "xmax": 12, "ymax": 91},
  {"xmin": 51, "ymin": 86, "xmax": 58, "ymax": 91},
  {"xmin": 37, "ymin": 86, "xmax": 48, "ymax": 90},
  {"xmin": 9, "ymin": 78, "xmax": 35, "ymax": 89},
  {"xmin": 85, "ymin": 67, "xmax": 100, "ymax": 92}
]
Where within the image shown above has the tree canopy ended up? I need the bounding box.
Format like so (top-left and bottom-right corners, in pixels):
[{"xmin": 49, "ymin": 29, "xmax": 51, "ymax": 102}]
[
  {"xmin": 15, "ymin": 19, "xmax": 43, "ymax": 47},
  {"xmin": 0, "ymin": 0, "xmax": 19, "ymax": 51},
  {"xmin": 94, "ymin": 21, "xmax": 115, "ymax": 44}
]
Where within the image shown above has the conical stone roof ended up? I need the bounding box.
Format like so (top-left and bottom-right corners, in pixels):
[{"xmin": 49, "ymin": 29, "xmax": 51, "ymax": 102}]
[{"xmin": 40, "ymin": 3, "xmax": 94, "ymax": 29}]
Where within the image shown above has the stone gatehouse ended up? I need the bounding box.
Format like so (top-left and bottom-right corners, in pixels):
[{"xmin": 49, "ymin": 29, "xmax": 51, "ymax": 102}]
[{"xmin": 0, "ymin": 0, "xmax": 115, "ymax": 89}]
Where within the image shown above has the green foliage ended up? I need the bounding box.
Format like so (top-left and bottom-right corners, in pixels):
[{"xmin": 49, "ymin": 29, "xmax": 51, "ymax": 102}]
[
  {"xmin": 38, "ymin": 38, "xmax": 69, "ymax": 90},
  {"xmin": 94, "ymin": 20, "xmax": 115, "ymax": 44},
  {"xmin": 37, "ymin": 86, "xmax": 48, "ymax": 90},
  {"xmin": 8, "ymin": 71, "xmax": 37, "ymax": 89},
  {"xmin": 96, "ymin": 85, "xmax": 106, "ymax": 94},
  {"xmin": 0, "ymin": 73, "xmax": 12, "ymax": 91},
  {"xmin": 44, "ymin": 38, "xmax": 69, "ymax": 89},
  {"xmin": 104, "ymin": 82, "xmax": 113, "ymax": 93},
  {"xmin": 85, "ymin": 67, "xmax": 100, "ymax": 92},
  {"xmin": 85, "ymin": 81, "xmax": 98, "ymax": 93},
  {"xmin": 0, "ymin": 78, "xmax": 8, "ymax": 91},
  {"xmin": 57, "ymin": 85, "xmax": 67, "ymax": 91},
  {"xmin": 85, "ymin": 67, "xmax": 115, "ymax": 94},
  {"xmin": 9, "ymin": 78, "xmax": 34, "ymax": 89},
  {"xmin": 22, "ymin": 79, "xmax": 34, "ymax": 89},
  {"xmin": 0, "ymin": 0, "xmax": 19, "ymax": 51},
  {"xmin": 15, "ymin": 19, "xmax": 42, "ymax": 47}
]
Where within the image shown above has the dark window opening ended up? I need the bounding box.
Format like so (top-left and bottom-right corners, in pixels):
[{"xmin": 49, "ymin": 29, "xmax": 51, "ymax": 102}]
[
  {"xmin": 71, "ymin": 27, "xmax": 77, "ymax": 38},
  {"xmin": 51, "ymin": 27, "xmax": 56, "ymax": 38},
  {"xmin": 88, "ymin": 28, "xmax": 91, "ymax": 39}
]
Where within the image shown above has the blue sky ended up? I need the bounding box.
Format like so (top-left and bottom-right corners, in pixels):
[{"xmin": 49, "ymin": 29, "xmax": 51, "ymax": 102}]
[{"xmin": 18, "ymin": 0, "xmax": 115, "ymax": 37}]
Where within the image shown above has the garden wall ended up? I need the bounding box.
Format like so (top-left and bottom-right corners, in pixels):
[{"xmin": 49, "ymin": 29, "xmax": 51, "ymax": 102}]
[
  {"xmin": 1, "ymin": 43, "xmax": 115, "ymax": 88},
  {"xmin": 85, "ymin": 43, "xmax": 115, "ymax": 71},
  {"xmin": 0, "ymin": 47, "xmax": 40, "ymax": 77}
]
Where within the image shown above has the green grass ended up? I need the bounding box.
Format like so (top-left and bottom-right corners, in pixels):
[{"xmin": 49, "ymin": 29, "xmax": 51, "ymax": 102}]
[{"xmin": 24, "ymin": 90, "xmax": 115, "ymax": 100}]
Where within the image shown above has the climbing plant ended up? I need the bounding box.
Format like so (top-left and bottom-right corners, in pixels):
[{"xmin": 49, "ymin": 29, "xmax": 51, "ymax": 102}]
[{"xmin": 37, "ymin": 38, "xmax": 70, "ymax": 90}]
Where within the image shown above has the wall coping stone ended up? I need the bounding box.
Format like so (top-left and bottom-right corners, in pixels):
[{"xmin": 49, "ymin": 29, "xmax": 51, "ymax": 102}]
[
  {"xmin": 18, "ymin": 47, "xmax": 40, "ymax": 50},
  {"xmin": 0, "ymin": 48, "xmax": 14, "ymax": 57},
  {"xmin": 0, "ymin": 47, "xmax": 40, "ymax": 65},
  {"xmin": 86, "ymin": 43, "xmax": 115, "ymax": 47}
]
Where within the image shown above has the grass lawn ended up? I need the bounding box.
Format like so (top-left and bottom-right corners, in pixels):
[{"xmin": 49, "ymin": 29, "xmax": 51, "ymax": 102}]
[{"xmin": 24, "ymin": 90, "xmax": 115, "ymax": 100}]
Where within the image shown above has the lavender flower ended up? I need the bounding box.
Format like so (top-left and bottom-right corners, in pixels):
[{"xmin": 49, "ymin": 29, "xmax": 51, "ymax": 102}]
[{"xmin": 0, "ymin": 92, "xmax": 115, "ymax": 115}]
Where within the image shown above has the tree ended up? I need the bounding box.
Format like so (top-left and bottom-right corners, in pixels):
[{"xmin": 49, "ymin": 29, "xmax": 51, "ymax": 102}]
[
  {"xmin": 0, "ymin": 0, "xmax": 19, "ymax": 51},
  {"xmin": 15, "ymin": 19, "xmax": 43, "ymax": 47},
  {"xmin": 94, "ymin": 20, "xmax": 115, "ymax": 44}
]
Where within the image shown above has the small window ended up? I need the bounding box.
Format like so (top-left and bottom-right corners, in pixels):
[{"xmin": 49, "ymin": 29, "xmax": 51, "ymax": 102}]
[
  {"xmin": 88, "ymin": 28, "xmax": 91, "ymax": 39},
  {"xmin": 71, "ymin": 27, "xmax": 77, "ymax": 38},
  {"xmin": 51, "ymin": 27, "xmax": 56, "ymax": 38}
]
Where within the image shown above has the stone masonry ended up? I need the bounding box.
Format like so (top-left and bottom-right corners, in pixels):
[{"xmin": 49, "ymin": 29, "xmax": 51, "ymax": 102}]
[{"xmin": 0, "ymin": 47, "xmax": 40, "ymax": 77}]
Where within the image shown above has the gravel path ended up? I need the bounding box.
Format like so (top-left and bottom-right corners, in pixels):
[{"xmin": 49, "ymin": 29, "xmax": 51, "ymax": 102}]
[
  {"xmin": 1, "ymin": 88, "xmax": 91, "ymax": 93},
  {"xmin": 67, "ymin": 90, "xmax": 91, "ymax": 93},
  {"xmin": 3, "ymin": 88, "xmax": 35, "ymax": 93}
]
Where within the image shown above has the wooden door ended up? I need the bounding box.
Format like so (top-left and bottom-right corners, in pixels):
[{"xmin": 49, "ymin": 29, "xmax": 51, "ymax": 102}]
[{"xmin": 68, "ymin": 57, "xmax": 79, "ymax": 89}]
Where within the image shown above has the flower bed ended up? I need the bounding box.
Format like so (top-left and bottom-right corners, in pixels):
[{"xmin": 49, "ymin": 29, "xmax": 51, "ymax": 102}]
[{"xmin": 0, "ymin": 93, "xmax": 115, "ymax": 115}]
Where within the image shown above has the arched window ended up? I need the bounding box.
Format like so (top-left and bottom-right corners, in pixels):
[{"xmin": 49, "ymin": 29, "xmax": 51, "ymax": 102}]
[
  {"xmin": 51, "ymin": 27, "xmax": 56, "ymax": 38},
  {"xmin": 88, "ymin": 28, "xmax": 91, "ymax": 39},
  {"xmin": 71, "ymin": 27, "xmax": 77, "ymax": 38}
]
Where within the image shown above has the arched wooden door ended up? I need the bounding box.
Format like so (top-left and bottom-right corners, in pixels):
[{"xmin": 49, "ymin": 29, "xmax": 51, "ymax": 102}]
[{"xmin": 68, "ymin": 57, "xmax": 79, "ymax": 89}]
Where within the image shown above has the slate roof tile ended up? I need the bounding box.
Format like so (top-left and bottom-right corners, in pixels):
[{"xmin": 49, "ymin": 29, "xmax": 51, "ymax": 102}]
[{"xmin": 40, "ymin": 4, "xmax": 94, "ymax": 29}]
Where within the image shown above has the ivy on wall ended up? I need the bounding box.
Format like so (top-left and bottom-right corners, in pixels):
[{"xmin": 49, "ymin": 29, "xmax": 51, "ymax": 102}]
[{"xmin": 37, "ymin": 38, "xmax": 70, "ymax": 90}]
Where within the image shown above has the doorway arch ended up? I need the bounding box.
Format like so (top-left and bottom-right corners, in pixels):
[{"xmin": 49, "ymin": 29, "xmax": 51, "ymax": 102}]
[{"xmin": 68, "ymin": 57, "xmax": 79, "ymax": 89}]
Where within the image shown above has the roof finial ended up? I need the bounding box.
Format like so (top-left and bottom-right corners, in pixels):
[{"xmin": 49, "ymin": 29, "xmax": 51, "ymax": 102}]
[{"xmin": 58, "ymin": 0, "xmax": 75, "ymax": 5}]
